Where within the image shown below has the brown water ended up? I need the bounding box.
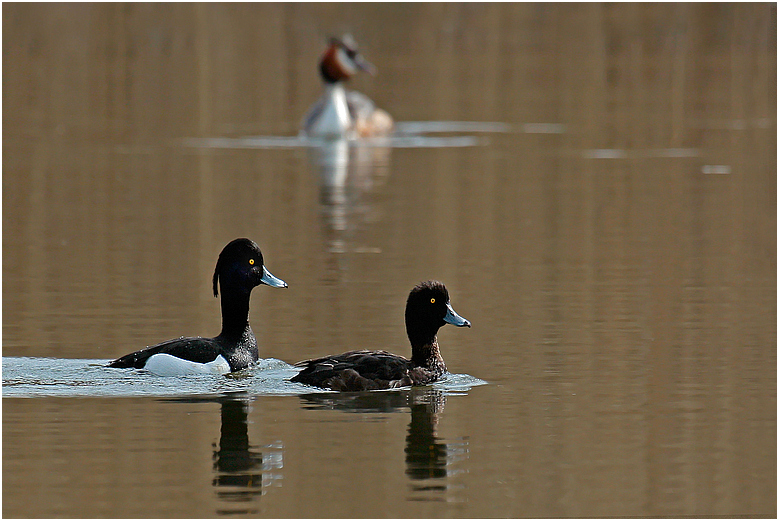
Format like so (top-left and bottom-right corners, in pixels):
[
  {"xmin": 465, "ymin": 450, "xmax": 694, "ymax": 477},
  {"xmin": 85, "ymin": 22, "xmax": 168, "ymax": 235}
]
[{"xmin": 3, "ymin": 3, "xmax": 776, "ymax": 518}]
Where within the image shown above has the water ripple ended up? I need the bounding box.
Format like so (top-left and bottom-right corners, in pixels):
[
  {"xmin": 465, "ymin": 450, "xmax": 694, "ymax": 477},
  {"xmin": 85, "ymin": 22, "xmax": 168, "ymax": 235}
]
[{"xmin": 2, "ymin": 357, "xmax": 486, "ymax": 398}]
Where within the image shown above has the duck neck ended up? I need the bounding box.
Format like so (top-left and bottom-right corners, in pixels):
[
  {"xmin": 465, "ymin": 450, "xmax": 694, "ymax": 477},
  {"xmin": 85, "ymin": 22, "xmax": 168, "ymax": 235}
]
[
  {"xmin": 409, "ymin": 333, "xmax": 447, "ymax": 372},
  {"xmin": 217, "ymin": 287, "xmax": 253, "ymax": 341}
]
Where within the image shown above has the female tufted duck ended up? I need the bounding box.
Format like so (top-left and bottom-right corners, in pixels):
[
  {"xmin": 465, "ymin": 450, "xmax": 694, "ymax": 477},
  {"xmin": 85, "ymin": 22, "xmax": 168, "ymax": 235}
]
[
  {"xmin": 291, "ymin": 281, "xmax": 470, "ymax": 391},
  {"xmin": 107, "ymin": 238, "xmax": 287, "ymax": 375}
]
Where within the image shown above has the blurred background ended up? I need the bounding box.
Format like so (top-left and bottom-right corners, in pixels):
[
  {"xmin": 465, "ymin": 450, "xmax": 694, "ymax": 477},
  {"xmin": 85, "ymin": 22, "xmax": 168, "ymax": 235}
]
[{"xmin": 3, "ymin": 3, "xmax": 776, "ymax": 518}]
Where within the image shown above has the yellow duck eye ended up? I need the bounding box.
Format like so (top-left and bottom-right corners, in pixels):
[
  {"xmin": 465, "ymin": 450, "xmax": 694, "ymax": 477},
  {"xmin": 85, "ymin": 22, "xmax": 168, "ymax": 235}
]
[
  {"xmin": 249, "ymin": 259, "xmax": 255, "ymax": 265},
  {"xmin": 430, "ymin": 298, "xmax": 436, "ymax": 304}
]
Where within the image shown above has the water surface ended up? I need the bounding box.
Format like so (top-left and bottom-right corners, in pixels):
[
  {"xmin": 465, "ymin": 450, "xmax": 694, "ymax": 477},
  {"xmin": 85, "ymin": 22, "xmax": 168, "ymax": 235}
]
[
  {"xmin": 2, "ymin": 356, "xmax": 485, "ymax": 398},
  {"xmin": 3, "ymin": 3, "xmax": 776, "ymax": 518}
]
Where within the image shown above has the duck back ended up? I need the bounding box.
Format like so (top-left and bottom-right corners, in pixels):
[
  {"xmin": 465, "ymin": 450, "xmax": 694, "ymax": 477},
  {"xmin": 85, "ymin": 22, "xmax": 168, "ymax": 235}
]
[{"xmin": 292, "ymin": 350, "xmax": 417, "ymax": 391}]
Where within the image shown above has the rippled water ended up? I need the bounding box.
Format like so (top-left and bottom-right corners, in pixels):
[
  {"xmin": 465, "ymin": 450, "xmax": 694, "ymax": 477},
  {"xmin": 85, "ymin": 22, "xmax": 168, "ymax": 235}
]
[
  {"xmin": 3, "ymin": 3, "xmax": 776, "ymax": 518},
  {"xmin": 2, "ymin": 357, "xmax": 486, "ymax": 398}
]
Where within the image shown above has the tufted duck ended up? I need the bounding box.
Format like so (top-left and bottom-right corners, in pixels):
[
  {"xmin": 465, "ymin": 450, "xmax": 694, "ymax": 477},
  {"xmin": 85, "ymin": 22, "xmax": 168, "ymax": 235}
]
[
  {"xmin": 107, "ymin": 238, "xmax": 287, "ymax": 375},
  {"xmin": 291, "ymin": 281, "xmax": 470, "ymax": 391}
]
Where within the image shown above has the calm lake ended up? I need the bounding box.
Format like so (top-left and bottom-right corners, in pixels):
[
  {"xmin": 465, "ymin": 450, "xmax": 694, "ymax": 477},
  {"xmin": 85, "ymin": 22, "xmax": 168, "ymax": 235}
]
[{"xmin": 3, "ymin": 3, "xmax": 776, "ymax": 518}]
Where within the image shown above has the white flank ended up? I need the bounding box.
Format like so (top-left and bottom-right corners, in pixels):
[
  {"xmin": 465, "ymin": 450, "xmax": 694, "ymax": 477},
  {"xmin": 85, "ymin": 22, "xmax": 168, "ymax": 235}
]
[{"xmin": 144, "ymin": 353, "xmax": 230, "ymax": 376}]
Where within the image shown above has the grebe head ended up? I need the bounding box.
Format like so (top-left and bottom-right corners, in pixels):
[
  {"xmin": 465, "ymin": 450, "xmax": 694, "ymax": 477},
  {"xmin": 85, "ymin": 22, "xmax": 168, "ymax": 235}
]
[{"xmin": 319, "ymin": 34, "xmax": 376, "ymax": 84}]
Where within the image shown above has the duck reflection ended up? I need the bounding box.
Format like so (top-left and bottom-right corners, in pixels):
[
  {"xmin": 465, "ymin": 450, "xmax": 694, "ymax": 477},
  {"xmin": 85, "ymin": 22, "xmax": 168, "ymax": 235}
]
[
  {"xmin": 164, "ymin": 393, "xmax": 283, "ymax": 515},
  {"xmin": 306, "ymin": 138, "xmax": 391, "ymax": 255},
  {"xmin": 211, "ymin": 397, "xmax": 283, "ymax": 506},
  {"xmin": 405, "ymin": 390, "xmax": 448, "ymax": 481},
  {"xmin": 298, "ymin": 388, "xmax": 467, "ymax": 500}
]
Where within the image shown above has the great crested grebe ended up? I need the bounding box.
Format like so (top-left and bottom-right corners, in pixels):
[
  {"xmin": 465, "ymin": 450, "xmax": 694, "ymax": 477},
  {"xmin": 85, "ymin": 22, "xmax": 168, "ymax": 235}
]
[{"xmin": 302, "ymin": 35, "xmax": 393, "ymax": 139}]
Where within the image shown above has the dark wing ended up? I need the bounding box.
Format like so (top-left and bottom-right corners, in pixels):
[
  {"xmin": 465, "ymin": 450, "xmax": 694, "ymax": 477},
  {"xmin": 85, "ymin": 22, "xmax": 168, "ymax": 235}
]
[
  {"xmin": 291, "ymin": 350, "xmax": 413, "ymax": 391},
  {"xmin": 107, "ymin": 337, "xmax": 222, "ymax": 369}
]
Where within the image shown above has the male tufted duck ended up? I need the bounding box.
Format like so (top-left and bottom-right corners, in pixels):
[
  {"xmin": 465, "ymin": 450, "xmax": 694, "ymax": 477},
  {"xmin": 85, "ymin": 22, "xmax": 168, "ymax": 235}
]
[
  {"xmin": 107, "ymin": 238, "xmax": 287, "ymax": 375},
  {"xmin": 291, "ymin": 281, "xmax": 470, "ymax": 391}
]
